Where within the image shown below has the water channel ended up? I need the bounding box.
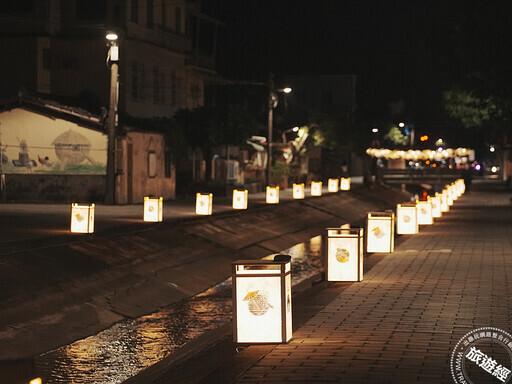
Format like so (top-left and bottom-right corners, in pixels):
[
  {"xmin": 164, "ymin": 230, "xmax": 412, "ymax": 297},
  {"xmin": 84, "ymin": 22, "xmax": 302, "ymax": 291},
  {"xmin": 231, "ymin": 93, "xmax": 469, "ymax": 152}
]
[{"xmin": 35, "ymin": 235, "xmax": 324, "ymax": 383}]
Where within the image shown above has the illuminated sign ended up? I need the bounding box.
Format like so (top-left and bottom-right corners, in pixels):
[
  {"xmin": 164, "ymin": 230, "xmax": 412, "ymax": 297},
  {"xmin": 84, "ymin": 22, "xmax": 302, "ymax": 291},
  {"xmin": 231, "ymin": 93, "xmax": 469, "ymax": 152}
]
[
  {"xmin": 232, "ymin": 258, "xmax": 292, "ymax": 344},
  {"xmin": 366, "ymin": 211, "xmax": 394, "ymax": 253}
]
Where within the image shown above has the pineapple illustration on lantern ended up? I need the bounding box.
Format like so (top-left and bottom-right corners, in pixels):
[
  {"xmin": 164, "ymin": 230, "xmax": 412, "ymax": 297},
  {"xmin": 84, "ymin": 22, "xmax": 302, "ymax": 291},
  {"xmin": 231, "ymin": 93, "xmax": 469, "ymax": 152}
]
[
  {"xmin": 335, "ymin": 248, "xmax": 350, "ymax": 263},
  {"xmin": 243, "ymin": 290, "xmax": 274, "ymax": 316}
]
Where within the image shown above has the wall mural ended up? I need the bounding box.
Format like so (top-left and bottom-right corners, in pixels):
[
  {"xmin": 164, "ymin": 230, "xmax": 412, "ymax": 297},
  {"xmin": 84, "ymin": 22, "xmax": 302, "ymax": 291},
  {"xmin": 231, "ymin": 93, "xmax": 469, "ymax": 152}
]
[{"xmin": 0, "ymin": 108, "xmax": 107, "ymax": 174}]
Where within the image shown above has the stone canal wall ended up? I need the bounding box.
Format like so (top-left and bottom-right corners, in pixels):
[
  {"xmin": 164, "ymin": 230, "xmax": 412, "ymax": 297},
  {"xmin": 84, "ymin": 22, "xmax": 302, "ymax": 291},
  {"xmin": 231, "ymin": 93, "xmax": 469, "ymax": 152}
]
[{"xmin": 0, "ymin": 185, "xmax": 410, "ymax": 359}]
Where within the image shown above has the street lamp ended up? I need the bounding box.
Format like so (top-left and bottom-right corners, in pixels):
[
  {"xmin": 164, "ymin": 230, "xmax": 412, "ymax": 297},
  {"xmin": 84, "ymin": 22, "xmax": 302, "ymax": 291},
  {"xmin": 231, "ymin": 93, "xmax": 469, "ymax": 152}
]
[
  {"xmin": 105, "ymin": 32, "xmax": 119, "ymax": 205},
  {"xmin": 267, "ymin": 76, "xmax": 291, "ymax": 186},
  {"xmin": 281, "ymin": 126, "xmax": 299, "ymax": 143}
]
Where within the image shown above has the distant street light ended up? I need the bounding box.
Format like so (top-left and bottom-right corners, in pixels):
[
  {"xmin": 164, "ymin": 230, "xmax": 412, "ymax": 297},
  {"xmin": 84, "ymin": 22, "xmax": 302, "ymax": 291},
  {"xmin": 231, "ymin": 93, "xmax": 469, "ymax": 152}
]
[
  {"xmin": 267, "ymin": 75, "xmax": 292, "ymax": 186},
  {"xmin": 105, "ymin": 32, "xmax": 119, "ymax": 205},
  {"xmin": 371, "ymin": 127, "xmax": 379, "ymax": 133}
]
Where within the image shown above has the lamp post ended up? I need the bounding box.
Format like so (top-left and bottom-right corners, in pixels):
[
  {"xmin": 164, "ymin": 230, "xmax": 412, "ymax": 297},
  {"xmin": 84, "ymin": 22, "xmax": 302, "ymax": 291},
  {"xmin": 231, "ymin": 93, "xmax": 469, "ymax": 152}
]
[
  {"xmin": 105, "ymin": 32, "xmax": 119, "ymax": 205},
  {"xmin": 267, "ymin": 75, "xmax": 291, "ymax": 186}
]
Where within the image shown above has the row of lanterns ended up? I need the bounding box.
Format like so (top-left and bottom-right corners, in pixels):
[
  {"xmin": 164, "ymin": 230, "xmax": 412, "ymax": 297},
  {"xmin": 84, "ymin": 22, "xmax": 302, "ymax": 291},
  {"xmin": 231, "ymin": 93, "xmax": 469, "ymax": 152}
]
[
  {"xmin": 232, "ymin": 178, "xmax": 465, "ymax": 344},
  {"xmin": 366, "ymin": 147, "xmax": 472, "ymax": 160},
  {"xmin": 70, "ymin": 178, "xmax": 352, "ymax": 233}
]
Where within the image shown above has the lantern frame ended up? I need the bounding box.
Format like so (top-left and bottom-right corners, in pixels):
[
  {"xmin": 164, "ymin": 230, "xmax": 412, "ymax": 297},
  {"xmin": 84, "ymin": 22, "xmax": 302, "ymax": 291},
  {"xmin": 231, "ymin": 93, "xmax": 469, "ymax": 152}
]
[
  {"xmin": 366, "ymin": 211, "xmax": 395, "ymax": 253},
  {"xmin": 326, "ymin": 227, "xmax": 364, "ymax": 282},
  {"xmin": 70, "ymin": 203, "xmax": 95, "ymax": 233},
  {"xmin": 266, "ymin": 186, "xmax": 280, "ymax": 204},
  {"xmin": 292, "ymin": 183, "xmax": 305, "ymax": 199},
  {"xmin": 311, "ymin": 181, "xmax": 322, "ymax": 196},
  {"xmin": 143, "ymin": 196, "xmax": 163, "ymax": 222},
  {"xmin": 232, "ymin": 259, "xmax": 292, "ymax": 344},
  {"xmin": 196, "ymin": 193, "xmax": 213, "ymax": 215},
  {"xmin": 396, "ymin": 203, "xmax": 418, "ymax": 234},
  {"xmin": 232, "ymin": 189, "xmax": 248, "ymax": 210}
]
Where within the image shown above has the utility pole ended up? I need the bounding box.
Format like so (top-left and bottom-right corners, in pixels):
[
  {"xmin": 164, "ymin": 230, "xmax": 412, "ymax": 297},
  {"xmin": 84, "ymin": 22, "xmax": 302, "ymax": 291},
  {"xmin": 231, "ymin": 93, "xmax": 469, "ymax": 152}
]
[{"xmin": 105, "ymin": 33, "xmax": 119, "ymax": 205}]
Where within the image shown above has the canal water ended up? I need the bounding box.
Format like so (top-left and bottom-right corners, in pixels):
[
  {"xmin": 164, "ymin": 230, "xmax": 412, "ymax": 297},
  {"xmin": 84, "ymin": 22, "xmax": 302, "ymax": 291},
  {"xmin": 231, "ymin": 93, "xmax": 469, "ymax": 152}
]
[{"xmin": 35, "ymin": 235, "xmax": 324, "ymax": 384}]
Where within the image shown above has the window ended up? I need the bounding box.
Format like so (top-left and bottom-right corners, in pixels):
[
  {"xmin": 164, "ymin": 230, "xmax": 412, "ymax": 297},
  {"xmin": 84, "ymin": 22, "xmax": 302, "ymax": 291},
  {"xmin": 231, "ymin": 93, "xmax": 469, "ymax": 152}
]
[
  {"xmin": 153, "ymin": 66, "xmax": 160, "ymax": 103},
  {"xmin": 146, "ymin": 0, "xmax": 153, "ymax": 28},
  {"xmin": 131, "ymin": 0, "xmax": 138, "ymax": 23},
  {"xmin": 148, "ymin": 151, "xmax": 157, "ymax": 177},
  {"xmin": 164, "ymin": 151, "xmax": 172, "ymax": 178},
  {"xmin": 77, "ymin": 0, "xmax": 105, "ymax": 20},
  {"xmin": 131, "ymin": 62, "xmax": 146, "ymax": 100},
  {"xmin": 175, "ymin": 7, "xmax": 181, "ymax": 33},
  {"xmin": 170, "ymin": 70, "xmax": 177, "ymax": 106},
  {"xmin": 62, "ymin": 57, "xmax": 77, "ymax": 69},
  {"xmin": 42, "ymin": 48, "xmax": 51, "ymax": 70}
]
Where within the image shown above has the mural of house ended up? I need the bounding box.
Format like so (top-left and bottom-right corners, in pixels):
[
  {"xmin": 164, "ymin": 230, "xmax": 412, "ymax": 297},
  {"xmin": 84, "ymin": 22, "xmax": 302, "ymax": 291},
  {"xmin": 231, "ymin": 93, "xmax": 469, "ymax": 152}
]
[{"xmin": 0, "ymin": 95, "xmax": 174, "ymax": 203}]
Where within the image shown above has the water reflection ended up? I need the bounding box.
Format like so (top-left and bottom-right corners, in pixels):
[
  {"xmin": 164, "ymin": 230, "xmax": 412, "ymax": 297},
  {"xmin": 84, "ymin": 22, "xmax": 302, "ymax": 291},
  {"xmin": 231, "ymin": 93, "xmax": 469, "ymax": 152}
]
[{"xmin": 36, "ymin": 236, "xmax": 324, "ymax": 383}]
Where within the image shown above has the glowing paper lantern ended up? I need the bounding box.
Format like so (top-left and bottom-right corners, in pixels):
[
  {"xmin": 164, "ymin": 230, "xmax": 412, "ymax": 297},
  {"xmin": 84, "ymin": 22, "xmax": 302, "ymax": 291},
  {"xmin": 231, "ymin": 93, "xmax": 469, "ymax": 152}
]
[
  {"xmin": 340, "ymin": 177, "xmax": 351, "ymax": 191},
  {"xmin": 232, "ymin": 256, "xmax": 292, "ymax": 344},
  {"xmin": 311, "ymin": 181, "xmax": 322, "ymax": 196},
  {"xmin": 266, "ymin": 186, "xmax": 279, "ymax": 204},
  {"xmin": 396, "ymin": 203, "xmax": 418, "ymax": 234},
  {"xmin": 143, "ymin": 196, "xmax": 163, "ymax": 222},
  {"xmin": 431, "ymin": 194, "xmax": 442, "ymax": 218},
  {"xmin": 232, "ymin": 189, "xmax": 248, "ymax": 210},
  {"xmin": 292, "ymin": 183, "xmax": 305, "ymax": 200},
  {"xmin": 328, "ymin": 178, "xmax": 339, "ymax": 193},
  {"xmin": 416, "ymin": 198, "xmax": 433, "ymax": 225},
  {"xmin": 326, "ymin": 227, "xmax": 363, "ymax": 281},
  {"xmin": 196, "ymin": 193, "xmax": 213, "ymax": 215},
  {"xmin": 445, "ymin": 187, "xmax": 454, "ymax": 206},
  {"xmin": 366, "ymin": 211, "xmax": 395, "ymax": 253},
  {"xmin": 448, "ymin": 184, "xmax": 458, "ymax": 202},
  {"xmin": 70, "ymin": 203, "xmax": 95, "ymax": 233},
  {"xmin": 440, "ymin": 190, "xmax": 449, "ymax": 212}
]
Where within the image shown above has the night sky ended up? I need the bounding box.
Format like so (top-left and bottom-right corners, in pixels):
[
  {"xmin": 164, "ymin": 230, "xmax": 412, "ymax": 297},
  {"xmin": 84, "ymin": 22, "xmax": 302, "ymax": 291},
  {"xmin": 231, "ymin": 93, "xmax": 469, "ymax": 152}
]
[{"xmin": 202, "ymin": 1, "xmax": 512, "ymax": 144}]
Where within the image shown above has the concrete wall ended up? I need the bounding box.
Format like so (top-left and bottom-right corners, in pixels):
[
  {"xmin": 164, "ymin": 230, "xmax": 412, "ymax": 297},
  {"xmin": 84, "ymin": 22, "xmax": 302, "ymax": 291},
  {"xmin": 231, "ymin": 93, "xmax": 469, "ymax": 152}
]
[{"xmin": 3, "ymin": 174, "xmax": 104, "ymax": 203}]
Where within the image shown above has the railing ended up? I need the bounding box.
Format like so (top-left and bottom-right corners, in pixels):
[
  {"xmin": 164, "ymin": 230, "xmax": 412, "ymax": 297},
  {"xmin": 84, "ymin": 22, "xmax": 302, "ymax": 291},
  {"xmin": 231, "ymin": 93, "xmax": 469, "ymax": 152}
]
[{"xmin": 380, "ymin": 168, "xmax": 462, "ymax": 184}]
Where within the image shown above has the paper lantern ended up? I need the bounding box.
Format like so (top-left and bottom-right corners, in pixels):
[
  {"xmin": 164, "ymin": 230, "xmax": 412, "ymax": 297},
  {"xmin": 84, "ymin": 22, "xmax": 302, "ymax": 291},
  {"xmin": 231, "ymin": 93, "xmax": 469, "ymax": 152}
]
[
  {"xmin": 326, "ymin": 227, "xmax": 364, "ymax": 281},
  {"xmin": 328, "ymin": 178, "xmax": 339, "ymax": 193},
  {"xmin": 440, "ymin": 190, "xmax": 449, "ymax": 212},
  {"xmin": 143, "ymin": 196, "xmax": 163, "ymax": 222},
  {"xmin": 311, "ymin": 181, "xmax": 322, "ymax": 196},
  {"xmin": 232, "ymin": 189, "xmax": 248, "ymax": 210},
  {"xmin": 431, "ymin": 194, "xmax": 442, "ymax": 218},
  {"xmin": 196, "ymin": 193, "xmax": 213, "ymax": 215},
  {"xmin": 366, "ymin": 211, "xmax": 395, "ymax": 253},
  {"xmin": 445, "ymin": 187, "xmax": 454, "ymax": 206},
  {"xmin": 396, "ymin": 203, "xmax": 418, "ymax": 234},
  {"xmin": 266, "ymin": 186, "xmax": 279, "ymax": 204},
  {"xmin": 70, "ymin": 203, "xmax": 95, "ymax": 233},
  {"xmin": 232, "ymin": 257, "xmax": 292, "ymax": 344},
  {"xmin": 416, "ymin": 198, "xmax": 433, "ymax": 225},
  {"xmin": 292, "ymin": 183, "xmax": 305, "ymax": 200},
  {"xmin": 340, "ymin": 177, "xmax": 351, "ymax": 191}
]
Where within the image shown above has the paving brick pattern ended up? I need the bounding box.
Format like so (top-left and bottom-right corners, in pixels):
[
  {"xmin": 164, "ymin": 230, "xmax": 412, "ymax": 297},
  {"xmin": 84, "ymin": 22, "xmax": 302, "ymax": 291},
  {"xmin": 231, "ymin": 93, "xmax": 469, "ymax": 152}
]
[{"xmin": 234, "ymin": 184, "xmax": 512, "ymax": 383}]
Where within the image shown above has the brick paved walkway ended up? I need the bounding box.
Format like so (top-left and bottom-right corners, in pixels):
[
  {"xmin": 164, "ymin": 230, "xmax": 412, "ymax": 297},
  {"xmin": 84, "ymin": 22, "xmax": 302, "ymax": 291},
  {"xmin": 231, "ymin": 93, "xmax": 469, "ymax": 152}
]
[{"xmin": 232, "ymin": 182, "xmax": 512, "ymax": 383}]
